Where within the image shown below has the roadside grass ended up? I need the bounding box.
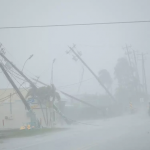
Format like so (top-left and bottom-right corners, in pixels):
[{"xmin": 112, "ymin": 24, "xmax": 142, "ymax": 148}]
[{"xmin": 0, "ymin": 128, "xmax": 65, "ymax": 139}]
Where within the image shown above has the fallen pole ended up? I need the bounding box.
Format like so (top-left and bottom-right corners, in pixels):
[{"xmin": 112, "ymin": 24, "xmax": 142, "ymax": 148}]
[
  {"xmin": 59, "ymin": 91, "xmax": 102, "ymax": 111},
  {"xmin": 32, "ymin": 78, "xmax": 102, "ymax": 112}
]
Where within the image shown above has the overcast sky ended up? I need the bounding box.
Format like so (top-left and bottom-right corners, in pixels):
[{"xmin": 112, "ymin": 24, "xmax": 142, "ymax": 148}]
[{"xmin": 0, "ymin": 0, "xmax": 150, "ymax": 95}]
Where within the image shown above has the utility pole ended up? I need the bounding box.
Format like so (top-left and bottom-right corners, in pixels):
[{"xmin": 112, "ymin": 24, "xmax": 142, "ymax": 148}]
[
  {"xmin": 123, "ymin": 45, "xmax": 132, "ymax": 67},
  {"xmin": 68, "ymin": 46, "xmax": 116, "ymax": 102},
  {"xmin": 142, "ymin": 53, "xmax": 148, "ymax": 95},
  {"xmin": 0, "ymin": 63, "xmax": 30, "ymax": 110},
  {"xmin": 10, "ymin": 94, "xmax": 12, "ymax": 114},
  {"xmin": 132, "ymin": 50, "xmax": 141, "ymax": 91},
  {"xmin": 0, "ymin": 53, "xmax": 46, "ymax": 124},
  {"xmin": 77, "ymin": 66, "xmax": 84, "ymax": 94},
  {"xmin": 138, "ymin": 53, "xmax": 148, "ymax": 95},
  {"xmin": 60, "ymin": 91, "xmax": 103, "ymax": 111},
  {"xmin": 51, "ymin": 58, "xmax": 56, "ymax": 85},
  {"xmin": 32, "ymin": 78, "xmax": 104, "ymax": 112},
  {"xmin": 132, "ymin": 50, "xmax": 139, "ymax": 76}
]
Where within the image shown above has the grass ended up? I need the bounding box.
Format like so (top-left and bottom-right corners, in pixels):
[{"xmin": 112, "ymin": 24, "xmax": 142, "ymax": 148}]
[{"xmin": 0, "ymin": 128, "xmax": 65, "ymax": 139}]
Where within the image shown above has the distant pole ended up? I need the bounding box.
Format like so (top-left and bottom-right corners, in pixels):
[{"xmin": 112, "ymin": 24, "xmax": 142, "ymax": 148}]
[
  {"xmin": 10, "ymin": 94, "xmax": 12, "ymax": 114},
  {"xmin": 51, "ymin": 59, "xmax": 56, "ymax": 85},
  {"xmin": 123, "ymin": 45, "xmax": 132, "ymax": 67},
  {"xmin": 77, "ymin": 66, "xmax": 84, "ymax": 94},
  {"xmin": 132, "ymin": 50, "xmax": 140, "ymax": 79},
  {"xmin": 132, "ymin": 50, "xmax": 141, "ymax": 92},
  {"xmin": 138, "ymin": 52, "xmax": 148, "ymax": 95},
  {"xmin": 141, "ymin": 53, "xmax": 148, "ymax": 94},
  {"xmin": 69, "ymin": 46, "xmax": 116, "ymax": 102}
]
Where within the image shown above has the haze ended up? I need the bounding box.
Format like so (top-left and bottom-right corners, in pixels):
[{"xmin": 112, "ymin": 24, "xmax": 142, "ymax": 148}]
[{"xmin": 0, "ymin": 0, "xmax": 150, "ymax": 94}]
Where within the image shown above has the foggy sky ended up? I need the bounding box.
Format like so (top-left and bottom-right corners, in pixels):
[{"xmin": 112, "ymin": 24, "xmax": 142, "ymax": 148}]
[{"xmin": 0, "ymin": 0, "xmax": 150, "ymax": 95}]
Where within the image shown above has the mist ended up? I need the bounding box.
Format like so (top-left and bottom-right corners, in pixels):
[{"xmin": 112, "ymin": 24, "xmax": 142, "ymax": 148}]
[{"xmin": 0, "ymin": 0, "xmax": 150, "ymax": 150}]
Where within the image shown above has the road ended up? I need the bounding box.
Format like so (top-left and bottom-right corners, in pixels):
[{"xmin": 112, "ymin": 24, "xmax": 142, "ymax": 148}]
[{"xmin": 1, "ymin": 112, "xmax": 150, "ymax": 150}]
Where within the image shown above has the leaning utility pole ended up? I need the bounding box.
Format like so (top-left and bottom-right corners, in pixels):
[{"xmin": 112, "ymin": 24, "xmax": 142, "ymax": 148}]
[
  {"xmin": 68, "ymin": 46, "xmax": 116, "ymax": 102},
  {"xmin": 0, "ymin": 63, "xmax": 30, "ymax": 110},
  {"xmin": 32, "ymin": 78, "xmax": 104, "ymax": 111},
  {"xmin": 0, "ymin": 53, "xmax": 47, "ymax": 124}
]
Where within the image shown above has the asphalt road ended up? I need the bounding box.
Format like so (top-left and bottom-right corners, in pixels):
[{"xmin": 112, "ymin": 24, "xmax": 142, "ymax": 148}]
[{"xmin": 1, "ymin": 112, "xmax": 150, "ymax": 150}]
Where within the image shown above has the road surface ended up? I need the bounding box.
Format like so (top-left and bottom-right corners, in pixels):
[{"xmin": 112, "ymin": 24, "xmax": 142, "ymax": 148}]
[{"xmin": 0, "ymin": 112, "xmax": 150, "ymax": 150}]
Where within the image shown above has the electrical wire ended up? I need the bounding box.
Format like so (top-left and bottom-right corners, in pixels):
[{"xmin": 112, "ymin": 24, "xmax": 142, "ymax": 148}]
[
  {"xmin": 5, "ymin": 67, "xmax": 27, "ymax": 82},
  {"xmin": 7, "ymin": 70, "xmax": 28, "ymax": 92},
  {"xmin": 0, "ymin": 66, "xmax": 30, "ymax": 103},
  {"xmin": 10, "ymin": 68, "xmax": 23, "ymax": 77},
  {"xmin": 0, "ymin": 20, "xmax": 150, "ymax": 30},
  {"xmin": 8, "ymin": 70, "xmax": 26, "ymax": 82},
  {"xmin": 0, "ymin": 92, "xmax": 16, "ymax": 102},
  {"xmin": 57, "ymin": 78, "xmax": 94, "ymax": 89},
  {"xmin": 2, "ymin": 48, "xmax": 38, "ymax": 80},
  {"xmin": 0, "ymin": 86, "xmax": 31, "ymax": 102},
  {"xmin": 0, "ymin": 83, "xmax": 10, "ymax": 97}
]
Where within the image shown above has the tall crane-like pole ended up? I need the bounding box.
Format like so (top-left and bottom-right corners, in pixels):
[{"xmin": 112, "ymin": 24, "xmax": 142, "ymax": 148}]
[{"xmin": 68, "ymin": 46, "xmax": 116, "ymax": 102}]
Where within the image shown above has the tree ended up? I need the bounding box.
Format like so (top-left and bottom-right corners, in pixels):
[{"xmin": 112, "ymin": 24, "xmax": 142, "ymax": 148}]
[
  {"xmin": 98, "ymin": 69, "xmax": 112, "ymax": 90},
  {"xmin": 114, "ymin": 58, "xmax": 133, "ymax": 87},
  {"xmin": 115, "ymin": 57, "xmax": 140, "ymax": 89},
  {"xmin": 26, "ymin": 84, "xmax": 61, "ymax": 103},
  {"xmin": 114, "ymin": 57, "xmax": 142, "ymax": 113}
]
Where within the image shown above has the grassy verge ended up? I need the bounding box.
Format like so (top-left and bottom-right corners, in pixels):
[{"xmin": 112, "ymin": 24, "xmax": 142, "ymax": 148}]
[{"xmin": 0, "ymin": 128, "xmax": 65, "ymax": 139}]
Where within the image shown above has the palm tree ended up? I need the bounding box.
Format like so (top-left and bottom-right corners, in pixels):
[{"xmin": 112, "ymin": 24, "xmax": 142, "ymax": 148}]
[
  {"xmin": 98, "ymin": 69, "xmax": 113, "ymax": 90},
  {"xmin": 114, "ymin": 58, "xmax": 133, "ymax": 87},
  {"xmin": 26, "ymin": 84, "xmax": 61, "ymax": 103}
]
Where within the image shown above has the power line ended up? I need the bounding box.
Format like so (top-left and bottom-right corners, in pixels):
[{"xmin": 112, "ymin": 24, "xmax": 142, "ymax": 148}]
[
  {"xmin": 0, "ymin": 87, "xmax": 30, "ymax": 102},
  {"xmin": 7, "ymin": 70, "xmax": 28, "ymax": 92},
  {"xmin": 0, "ymin": 83, "xmax": 10, "ymax": 97},
  {"xmin": 1, "ymin": 48, "xmax": 38, "ymax": 79},
  {"xmin": 0, "ymin": 20, "xmax": 150, "ymax": 30},
  {"xmin": 57, "ymin": 78, "xmax": 94, "ymax": 89},
  {"xmin": 4, "ymin": 66, "xmax": 27, "ymax": 82},
  {"xmin": 8, "ymin": 69, "xmax": 26, "ymax": 82}
]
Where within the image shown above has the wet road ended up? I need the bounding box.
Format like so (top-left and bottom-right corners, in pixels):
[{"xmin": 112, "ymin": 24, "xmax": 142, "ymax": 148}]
[{"xmin": 1, "ymin": 112, "xmax": 150, "ymax": 150}]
